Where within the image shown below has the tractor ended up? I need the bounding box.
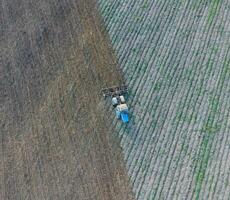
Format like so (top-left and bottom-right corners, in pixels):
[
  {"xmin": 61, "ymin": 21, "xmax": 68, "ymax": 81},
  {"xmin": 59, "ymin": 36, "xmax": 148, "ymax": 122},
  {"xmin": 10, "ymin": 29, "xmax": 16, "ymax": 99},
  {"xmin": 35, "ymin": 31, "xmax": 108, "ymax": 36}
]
[{"xmin": 101, "ymin": 85, "xmax": 129, "ymax": 123}]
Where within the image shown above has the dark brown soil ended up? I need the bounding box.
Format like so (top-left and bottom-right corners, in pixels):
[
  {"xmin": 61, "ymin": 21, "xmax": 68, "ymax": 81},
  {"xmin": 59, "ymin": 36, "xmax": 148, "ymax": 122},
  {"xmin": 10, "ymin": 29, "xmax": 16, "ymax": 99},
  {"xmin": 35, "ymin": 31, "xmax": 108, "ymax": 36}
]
[{"xmin": 0, "ymin": 0, "xmax": 134, "ymax": 199}]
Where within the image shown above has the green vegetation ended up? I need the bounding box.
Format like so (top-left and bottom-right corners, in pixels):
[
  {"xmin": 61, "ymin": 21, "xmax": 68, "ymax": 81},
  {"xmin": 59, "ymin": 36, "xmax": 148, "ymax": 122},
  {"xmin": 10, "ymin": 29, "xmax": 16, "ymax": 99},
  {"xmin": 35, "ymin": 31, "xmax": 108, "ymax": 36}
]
[
  {"xmin": 207, "ymin": 0, "xmax": 221, "ymax": 25},
  {"xmin": 98, "ymin": 0, "xmax": 230, "ymax": 199}
]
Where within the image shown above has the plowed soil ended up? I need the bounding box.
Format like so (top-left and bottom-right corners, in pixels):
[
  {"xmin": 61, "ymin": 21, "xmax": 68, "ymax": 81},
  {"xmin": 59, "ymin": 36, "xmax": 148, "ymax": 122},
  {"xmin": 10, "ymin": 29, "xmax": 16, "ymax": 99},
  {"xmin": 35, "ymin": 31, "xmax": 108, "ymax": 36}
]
[{"xmin": 0, "ymin": 0, "xmax": 134, "ymax": 199}]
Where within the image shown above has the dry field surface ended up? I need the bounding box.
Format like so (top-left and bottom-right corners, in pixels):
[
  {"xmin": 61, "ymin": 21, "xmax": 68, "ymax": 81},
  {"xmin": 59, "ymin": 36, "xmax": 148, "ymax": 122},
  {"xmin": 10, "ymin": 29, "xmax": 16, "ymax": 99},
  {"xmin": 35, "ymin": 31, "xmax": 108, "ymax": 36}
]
[
  {"xmin": 0, "ymin": 0, "xmax": 134, "ymax": 199},
  {"xmin": 98, "ymin": 0, "xmax": 230, "ymax": 199}
]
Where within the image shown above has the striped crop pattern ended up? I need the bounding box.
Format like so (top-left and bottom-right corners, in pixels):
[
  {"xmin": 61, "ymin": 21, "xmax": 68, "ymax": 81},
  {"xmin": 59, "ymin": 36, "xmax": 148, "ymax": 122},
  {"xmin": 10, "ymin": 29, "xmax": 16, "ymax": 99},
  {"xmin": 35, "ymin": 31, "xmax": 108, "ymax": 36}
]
[{"xmin": 98, "ymin": 0, "xmax": 230, "ymax": 199}]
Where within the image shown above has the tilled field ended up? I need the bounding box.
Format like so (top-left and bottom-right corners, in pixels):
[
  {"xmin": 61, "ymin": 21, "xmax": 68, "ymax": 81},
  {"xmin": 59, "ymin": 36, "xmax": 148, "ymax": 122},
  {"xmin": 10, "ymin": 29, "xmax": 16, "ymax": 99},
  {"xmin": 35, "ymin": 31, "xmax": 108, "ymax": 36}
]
[
  {"xmin": 98, "ymin": 0, "xmax": 230, "ymax": 199},
  {"xmin": 0, "ymin": 0, "xmax": 134, "ymax": 199}
]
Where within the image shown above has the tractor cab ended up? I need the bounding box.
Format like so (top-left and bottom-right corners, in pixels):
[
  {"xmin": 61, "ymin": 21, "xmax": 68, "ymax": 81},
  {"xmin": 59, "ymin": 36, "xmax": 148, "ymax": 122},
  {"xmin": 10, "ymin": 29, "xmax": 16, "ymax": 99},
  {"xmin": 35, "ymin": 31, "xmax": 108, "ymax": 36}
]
[{"xmin": 112, "ymin": 95, "xmax": 125, "ymax": 107}]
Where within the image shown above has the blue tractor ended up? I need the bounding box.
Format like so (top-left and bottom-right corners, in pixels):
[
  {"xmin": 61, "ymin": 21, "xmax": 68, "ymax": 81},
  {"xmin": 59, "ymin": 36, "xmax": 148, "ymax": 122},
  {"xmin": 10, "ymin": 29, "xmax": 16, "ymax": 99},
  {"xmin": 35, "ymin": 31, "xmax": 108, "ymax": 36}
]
[
  {"xmin": 112, "ymin": 95, "xmax": 129, "ymax": 123},
  {"xmin": 102, "ymin": 85, "xmax": 129, "ymax": 123}
]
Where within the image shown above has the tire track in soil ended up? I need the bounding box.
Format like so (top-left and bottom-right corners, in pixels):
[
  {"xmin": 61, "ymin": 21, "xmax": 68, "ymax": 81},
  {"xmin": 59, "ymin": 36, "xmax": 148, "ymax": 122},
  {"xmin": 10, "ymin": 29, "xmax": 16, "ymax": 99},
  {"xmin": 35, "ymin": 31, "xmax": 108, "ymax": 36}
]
[{"xmin": 0, "ymin": 0, "xmax": 134, "ymax": 199}]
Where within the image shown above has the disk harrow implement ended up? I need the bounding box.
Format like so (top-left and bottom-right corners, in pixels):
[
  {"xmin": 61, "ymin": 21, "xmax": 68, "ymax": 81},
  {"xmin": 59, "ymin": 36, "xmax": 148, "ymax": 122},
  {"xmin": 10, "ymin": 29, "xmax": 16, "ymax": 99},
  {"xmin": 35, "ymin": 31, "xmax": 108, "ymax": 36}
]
[{"xmin": 101, "ymin": 85, "xmax": 128, "ymax": 97}]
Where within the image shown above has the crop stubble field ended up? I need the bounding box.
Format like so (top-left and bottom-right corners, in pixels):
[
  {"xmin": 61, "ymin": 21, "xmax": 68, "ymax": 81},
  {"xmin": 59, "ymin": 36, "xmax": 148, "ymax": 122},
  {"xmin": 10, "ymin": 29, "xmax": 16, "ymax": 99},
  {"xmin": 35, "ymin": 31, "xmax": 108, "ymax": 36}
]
[
  {"xmin": 0, "ymin": 0, "xmax": 134, "ymax": 199},
  {"xmin": 98, "ymin": 0, "xmax": 230, "ymax": 199}
]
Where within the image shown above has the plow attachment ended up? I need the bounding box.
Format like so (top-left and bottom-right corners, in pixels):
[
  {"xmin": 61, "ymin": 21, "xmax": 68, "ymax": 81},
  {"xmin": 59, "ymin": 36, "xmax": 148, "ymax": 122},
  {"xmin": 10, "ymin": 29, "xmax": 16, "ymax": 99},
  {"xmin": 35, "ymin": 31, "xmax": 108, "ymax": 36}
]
[{"xmin": 101, "ymin": 85, "xmax": 128, "ymax": 97}]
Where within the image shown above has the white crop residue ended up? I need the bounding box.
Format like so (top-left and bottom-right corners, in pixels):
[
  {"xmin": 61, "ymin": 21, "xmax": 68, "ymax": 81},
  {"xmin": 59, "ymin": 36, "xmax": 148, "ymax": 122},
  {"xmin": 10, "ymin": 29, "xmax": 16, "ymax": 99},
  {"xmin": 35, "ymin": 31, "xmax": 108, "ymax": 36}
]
[{"xmin": 98, "ymin": 0, "xmax": 230, "ymax": 199}]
